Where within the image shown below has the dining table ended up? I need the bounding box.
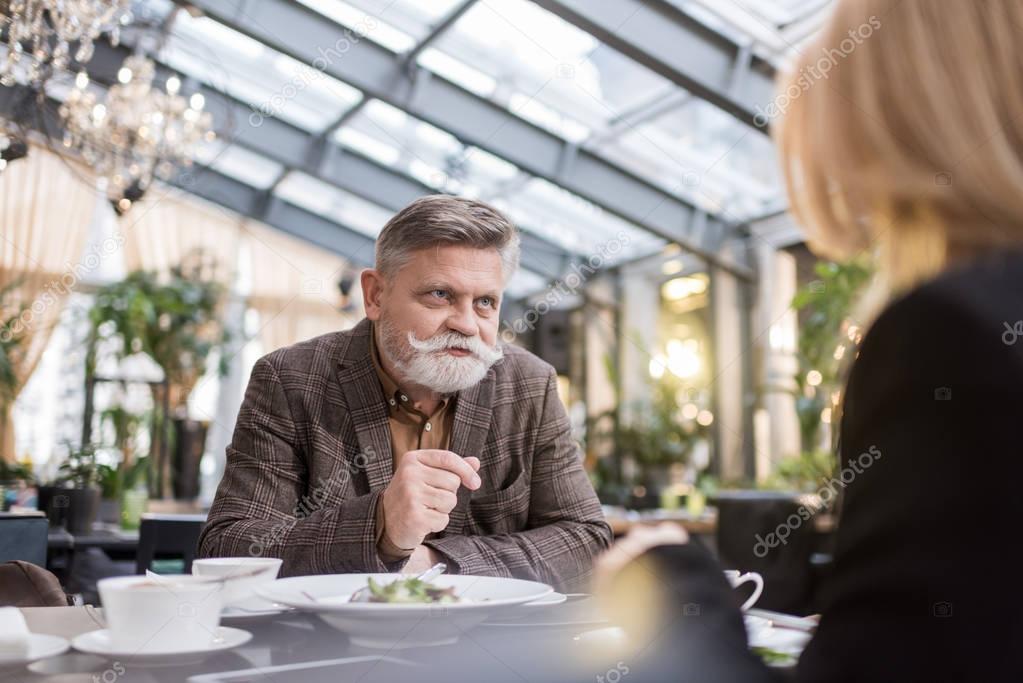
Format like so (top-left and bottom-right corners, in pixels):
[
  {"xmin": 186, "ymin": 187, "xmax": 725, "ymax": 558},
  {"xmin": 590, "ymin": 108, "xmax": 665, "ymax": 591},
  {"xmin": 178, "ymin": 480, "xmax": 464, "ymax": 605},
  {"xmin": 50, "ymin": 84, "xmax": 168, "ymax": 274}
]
[{"xmin": 9, "ymin": 598, "xmax": 646, "ymax": 683}]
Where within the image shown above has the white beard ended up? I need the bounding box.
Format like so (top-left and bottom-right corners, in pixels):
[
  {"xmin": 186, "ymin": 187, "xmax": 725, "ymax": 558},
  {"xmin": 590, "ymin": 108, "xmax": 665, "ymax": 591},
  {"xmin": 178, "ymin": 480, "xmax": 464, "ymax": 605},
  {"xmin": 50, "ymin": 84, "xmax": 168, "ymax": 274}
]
[{"xmin": 378, "ymin": 319, "xmax": 504, "ymax": 395}]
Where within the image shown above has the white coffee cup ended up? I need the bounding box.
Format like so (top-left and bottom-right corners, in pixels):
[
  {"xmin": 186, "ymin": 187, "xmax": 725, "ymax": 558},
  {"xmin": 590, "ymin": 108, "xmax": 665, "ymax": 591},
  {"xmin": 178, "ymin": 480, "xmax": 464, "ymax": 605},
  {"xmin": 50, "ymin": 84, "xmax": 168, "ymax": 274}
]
[
  {"xmin": 97, "ymin": 575, "xmax": 223, "ymax": 652},
  {"xmin": 192, "ymin": 557, "xmax": 283, "ymax": 608},
  {"xmin": 724, "ymin": 570, "xmax": 764, "ymax": 610}
]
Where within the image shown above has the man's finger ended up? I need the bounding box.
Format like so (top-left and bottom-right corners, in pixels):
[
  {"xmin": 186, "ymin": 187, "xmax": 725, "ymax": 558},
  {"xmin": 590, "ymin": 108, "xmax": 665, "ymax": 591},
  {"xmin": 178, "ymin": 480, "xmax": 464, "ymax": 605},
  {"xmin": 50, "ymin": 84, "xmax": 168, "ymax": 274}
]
[
  {"xmin": 416, "ymin": 450, "xmax": 481, "ymax": 489},
  {"xmin": 422, "ymin": 468, "xmax": 461, "ymax": 492},
  {"xmin": 420, "ymin": 487, "xmax": 458, "ymax": 514},
  {"xmin": 464, "ymin": 456, "xmax": 481, "ymax": 472}
]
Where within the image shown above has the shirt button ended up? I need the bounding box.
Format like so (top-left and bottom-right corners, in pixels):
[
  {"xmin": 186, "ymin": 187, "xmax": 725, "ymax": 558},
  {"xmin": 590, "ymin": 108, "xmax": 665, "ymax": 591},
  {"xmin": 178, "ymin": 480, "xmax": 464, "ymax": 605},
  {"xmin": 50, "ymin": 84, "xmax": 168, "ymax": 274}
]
[
  {"xmin": 400, "ymin": 395, "xmax": 408, "ymax": 402},
  {"xmin": 388, "ymin": 398, "xmax": 396, "ymax": 406},
  {"xmin": 425, "ymin": 422, "xmax": 432, "ymax": 431}
]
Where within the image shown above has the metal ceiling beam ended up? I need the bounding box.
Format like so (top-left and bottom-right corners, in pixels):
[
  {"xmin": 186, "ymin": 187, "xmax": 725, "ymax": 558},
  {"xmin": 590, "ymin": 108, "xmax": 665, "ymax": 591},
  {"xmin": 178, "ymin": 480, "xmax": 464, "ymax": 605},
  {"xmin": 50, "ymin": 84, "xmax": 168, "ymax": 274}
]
[
  {"xmin": 83, "ymin": 40, "xmax": 571, "ymax": 279},
  {"xmin": 532, "ymin": 0, "xmax": 777, "ymax": 133},
  {"xmin": 401, "ymin": 0, "xmax": 478, "ymax": 65},
  {"xmin": 180, "ymin": 0, "xmax": 751, "ymax": 279},
  {"xmin": 0, "ymin": 83, "xmax": 558, "ymax": 293},
  {"xmin": 180, "ymin": 167, "xmax": 380, "ymax": 265}
]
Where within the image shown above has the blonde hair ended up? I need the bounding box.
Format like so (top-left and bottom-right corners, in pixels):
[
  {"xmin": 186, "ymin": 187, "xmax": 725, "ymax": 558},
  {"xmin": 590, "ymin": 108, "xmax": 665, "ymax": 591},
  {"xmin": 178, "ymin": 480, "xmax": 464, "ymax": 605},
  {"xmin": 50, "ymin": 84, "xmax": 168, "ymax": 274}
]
[{"xmin": 776, "ymin": 0, "xmax": 1023, "ymax": 297}]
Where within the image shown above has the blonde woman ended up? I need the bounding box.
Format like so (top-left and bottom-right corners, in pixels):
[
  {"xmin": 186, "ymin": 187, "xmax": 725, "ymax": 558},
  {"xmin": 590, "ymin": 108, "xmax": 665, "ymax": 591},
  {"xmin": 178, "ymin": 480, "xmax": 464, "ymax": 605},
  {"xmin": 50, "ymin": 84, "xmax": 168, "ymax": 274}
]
[{"xmin": 596, "ymin": 2, "xmax": 1023, "ymax": 681}]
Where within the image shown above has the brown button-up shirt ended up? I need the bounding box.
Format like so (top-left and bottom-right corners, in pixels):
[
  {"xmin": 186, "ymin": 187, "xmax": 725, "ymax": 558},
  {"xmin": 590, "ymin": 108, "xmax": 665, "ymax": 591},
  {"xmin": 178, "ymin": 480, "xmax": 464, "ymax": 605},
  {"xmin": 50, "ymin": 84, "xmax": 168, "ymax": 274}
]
[{"xmin": 370, "ymin": 324, "xmax": 456, "ymax": 561}]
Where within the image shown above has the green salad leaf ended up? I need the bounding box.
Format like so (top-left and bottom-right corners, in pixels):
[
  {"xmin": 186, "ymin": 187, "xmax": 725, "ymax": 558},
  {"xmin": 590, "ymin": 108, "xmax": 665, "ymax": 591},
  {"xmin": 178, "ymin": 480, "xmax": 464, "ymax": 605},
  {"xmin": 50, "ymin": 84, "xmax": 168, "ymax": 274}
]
[{"xmin": 363, "ymin": 577, "xmax": 460, "ymax": 604}]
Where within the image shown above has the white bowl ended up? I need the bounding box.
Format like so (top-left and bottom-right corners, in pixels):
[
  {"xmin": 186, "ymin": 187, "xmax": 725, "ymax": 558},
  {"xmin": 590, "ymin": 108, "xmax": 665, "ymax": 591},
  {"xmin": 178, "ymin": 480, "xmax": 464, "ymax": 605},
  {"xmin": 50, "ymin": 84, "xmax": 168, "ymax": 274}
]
[
  {"xmin": 192, "ymin": 557, "xmax": 283, "ymax": 608},
  {"xmin": 257, "ymin": 573, "xmax": 553, "ymax": 648}
]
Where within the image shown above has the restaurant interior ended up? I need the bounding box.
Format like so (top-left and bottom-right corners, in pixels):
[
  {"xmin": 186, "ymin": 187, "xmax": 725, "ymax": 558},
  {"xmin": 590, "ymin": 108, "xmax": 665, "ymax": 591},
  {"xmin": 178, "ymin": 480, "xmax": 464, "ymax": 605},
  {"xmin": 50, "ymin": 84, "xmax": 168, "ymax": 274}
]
[{"xmin": 1, "ymin": 1, "xmax": 1018, "ymax": 681}]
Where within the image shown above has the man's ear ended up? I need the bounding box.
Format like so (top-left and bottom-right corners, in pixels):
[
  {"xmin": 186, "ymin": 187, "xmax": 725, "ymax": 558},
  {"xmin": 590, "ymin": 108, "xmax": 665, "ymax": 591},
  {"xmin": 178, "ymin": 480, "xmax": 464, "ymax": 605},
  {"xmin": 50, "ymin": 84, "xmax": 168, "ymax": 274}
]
[{"xmin": 361, "ymin": 269, "xmax": 386, "ymax": 321}]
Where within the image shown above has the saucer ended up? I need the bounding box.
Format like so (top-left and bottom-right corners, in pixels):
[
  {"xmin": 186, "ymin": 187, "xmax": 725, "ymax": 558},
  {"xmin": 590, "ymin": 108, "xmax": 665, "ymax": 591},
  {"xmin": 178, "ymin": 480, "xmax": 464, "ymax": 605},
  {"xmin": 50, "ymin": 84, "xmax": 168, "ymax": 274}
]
[
  {"xmin": 220, "ymin": 603, "xmax": 293, "ymax": 621},
  {"xmin": 0, "ymin": 633, "xmax": 70, "ymax": 670},
  {"xmin": 71, "ymin": 627, "xmax": 251, "ymax": 666}
]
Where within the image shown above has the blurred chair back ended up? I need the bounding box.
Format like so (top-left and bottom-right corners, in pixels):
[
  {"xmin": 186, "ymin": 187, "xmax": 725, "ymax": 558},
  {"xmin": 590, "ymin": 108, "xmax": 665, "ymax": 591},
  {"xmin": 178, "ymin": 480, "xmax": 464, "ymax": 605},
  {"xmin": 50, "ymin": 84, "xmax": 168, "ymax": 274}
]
[
  {"xmin": 714, "ymin": 491, "xmax": 817, "ymax": 614},
  {"xmin": 0, "ymin": 512, "xmax": 48, "ymax": 566},
  {"xmin": 135, "ymin": 513, "xmax": 206, "ymax": 575},
  {"xmin": 0, "ymin": 560, "xmax": 70, "ymax": 606}
]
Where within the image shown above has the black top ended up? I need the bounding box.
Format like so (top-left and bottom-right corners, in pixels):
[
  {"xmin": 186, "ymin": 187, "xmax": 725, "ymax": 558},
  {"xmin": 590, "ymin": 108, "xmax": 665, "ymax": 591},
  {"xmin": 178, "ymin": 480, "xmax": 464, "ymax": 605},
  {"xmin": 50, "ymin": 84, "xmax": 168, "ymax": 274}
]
[{"xmin": 618, "ymin": 251, "xmax": 1023, "ymax": 682}]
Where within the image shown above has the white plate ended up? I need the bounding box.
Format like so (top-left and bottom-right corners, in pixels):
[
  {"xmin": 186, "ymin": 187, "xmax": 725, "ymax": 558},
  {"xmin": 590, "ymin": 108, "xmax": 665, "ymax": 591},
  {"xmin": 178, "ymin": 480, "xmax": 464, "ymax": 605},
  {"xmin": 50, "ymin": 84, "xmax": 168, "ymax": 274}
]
[
  {"xmin": 0, "ymin": 633, "xmax": 69, "ymax": 670},
  {"xmin": 483, "ymin": 591, "xmax": 567, "ymax": 622},
  {"xmin": 220, "ymin": 595, "xmax": 294, "ymax": 621},
  {"xmin": 257, "ymin": 573, "xmax": 552, "ymax": 649},
  {"xmin": 71, "ymin": 627, "xmax": 252, "ymax": 666}
]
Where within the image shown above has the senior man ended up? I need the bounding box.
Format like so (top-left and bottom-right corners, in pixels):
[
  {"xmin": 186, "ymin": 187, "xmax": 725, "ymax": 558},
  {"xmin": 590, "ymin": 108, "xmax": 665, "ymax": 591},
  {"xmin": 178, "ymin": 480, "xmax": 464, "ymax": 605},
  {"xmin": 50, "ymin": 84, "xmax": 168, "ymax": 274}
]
[{"xmin": 199, "ymin": 195, "xmax": 611, "ymax": 590}]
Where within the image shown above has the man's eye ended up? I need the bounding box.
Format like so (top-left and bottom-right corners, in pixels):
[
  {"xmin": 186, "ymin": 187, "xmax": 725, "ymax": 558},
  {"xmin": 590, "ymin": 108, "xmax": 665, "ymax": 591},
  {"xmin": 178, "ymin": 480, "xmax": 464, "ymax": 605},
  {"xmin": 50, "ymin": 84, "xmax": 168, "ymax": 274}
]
[
  {"xmin": 478, "ymin": 297, "xmax": 494, "ymax": 308},
  {"xmin": 431, "ymin": 290, "xmax": 448, "ymax": 299}
]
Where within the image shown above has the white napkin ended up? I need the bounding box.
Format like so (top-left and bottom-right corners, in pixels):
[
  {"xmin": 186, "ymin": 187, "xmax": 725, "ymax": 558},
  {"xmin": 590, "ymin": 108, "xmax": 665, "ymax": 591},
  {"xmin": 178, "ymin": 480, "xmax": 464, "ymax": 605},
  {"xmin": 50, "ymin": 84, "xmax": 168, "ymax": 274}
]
[{"xmin": 0, "ymin": 607, "xmax": 30, "ymax": 655}]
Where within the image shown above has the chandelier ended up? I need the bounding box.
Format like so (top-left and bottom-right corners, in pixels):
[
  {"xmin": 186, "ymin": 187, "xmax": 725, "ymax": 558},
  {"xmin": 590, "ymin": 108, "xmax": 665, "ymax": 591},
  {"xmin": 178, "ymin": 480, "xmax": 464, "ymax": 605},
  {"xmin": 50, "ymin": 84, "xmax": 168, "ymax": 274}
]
[
  {"xmin": 58, "ymin": 54, "xmax": 215, "ymax": 208},
  {"xmin": 0, "ymin": 1, "xmax": 134, "ymax": 87}
]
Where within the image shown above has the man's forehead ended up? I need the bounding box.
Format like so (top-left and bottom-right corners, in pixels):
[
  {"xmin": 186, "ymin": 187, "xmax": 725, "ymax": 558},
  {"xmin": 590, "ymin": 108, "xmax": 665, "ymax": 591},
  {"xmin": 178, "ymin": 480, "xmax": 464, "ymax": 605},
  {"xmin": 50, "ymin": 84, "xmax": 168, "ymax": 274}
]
[{"xmin": 401, "ymin": 245, "xmax": 505, "ymax": 288}]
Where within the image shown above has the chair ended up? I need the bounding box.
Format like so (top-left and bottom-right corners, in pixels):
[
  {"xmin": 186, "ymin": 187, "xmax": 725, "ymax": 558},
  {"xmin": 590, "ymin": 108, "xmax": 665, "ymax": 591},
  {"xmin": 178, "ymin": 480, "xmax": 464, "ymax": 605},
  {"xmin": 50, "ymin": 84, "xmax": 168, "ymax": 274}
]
[
  {"xmin": 0, "ymin": 511, "xmax": 48, "ymax": 566},
  {"xmin": 135, "ymin": 513, "xmax": 207, "ymax": 575},
  {"xmin": 0, "ymin": 561, "xmax": 71, "ymax": 606}
]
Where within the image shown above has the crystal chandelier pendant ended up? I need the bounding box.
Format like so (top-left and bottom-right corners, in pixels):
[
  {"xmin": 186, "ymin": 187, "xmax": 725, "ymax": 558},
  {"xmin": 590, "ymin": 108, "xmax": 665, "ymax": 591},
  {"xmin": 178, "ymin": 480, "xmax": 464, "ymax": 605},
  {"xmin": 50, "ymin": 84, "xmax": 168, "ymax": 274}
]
[
  {"xmin": 0, "ymin": 1, "xmax": 134, "ymax": 87},
  {"xmin": 58, "ymin": 54, "xmax": 216, "ymax": 205}
]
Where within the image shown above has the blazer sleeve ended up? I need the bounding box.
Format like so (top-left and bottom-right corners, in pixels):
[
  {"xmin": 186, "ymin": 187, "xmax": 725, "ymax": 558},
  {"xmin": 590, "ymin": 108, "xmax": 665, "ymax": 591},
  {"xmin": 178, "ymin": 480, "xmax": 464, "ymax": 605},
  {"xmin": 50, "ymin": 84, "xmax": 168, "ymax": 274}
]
[
  {"xmin": 422, "ymin": 368, "xmax": 613, "ymax": 591},
  {"xmin": 794, "ymin": 282, "xmax": 1023, "ymax": 681},
  {"xmin": 198, "ymin": 355, "xmax": 391, "ymax": 576}
]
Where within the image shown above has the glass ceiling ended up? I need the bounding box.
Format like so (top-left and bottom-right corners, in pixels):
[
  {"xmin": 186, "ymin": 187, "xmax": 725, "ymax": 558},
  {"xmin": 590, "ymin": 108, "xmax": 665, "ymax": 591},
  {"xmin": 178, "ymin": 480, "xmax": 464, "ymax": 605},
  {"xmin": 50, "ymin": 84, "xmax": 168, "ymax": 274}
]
[{"xmin": 116, "ymin": 0, "xmax": 835, "ymax": 298}]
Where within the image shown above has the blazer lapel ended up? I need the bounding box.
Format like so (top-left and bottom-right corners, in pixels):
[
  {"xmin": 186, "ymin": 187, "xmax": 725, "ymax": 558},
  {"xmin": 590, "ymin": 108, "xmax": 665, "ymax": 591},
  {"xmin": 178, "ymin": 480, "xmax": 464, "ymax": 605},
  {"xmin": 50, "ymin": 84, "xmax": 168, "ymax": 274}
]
[
  {"xmin": 445, "ymin": 366, "xmax": 495, "ymax": 535},
  {"xmin": 334, "ymin": 320, "xmax": 394, "ymax": 492}
]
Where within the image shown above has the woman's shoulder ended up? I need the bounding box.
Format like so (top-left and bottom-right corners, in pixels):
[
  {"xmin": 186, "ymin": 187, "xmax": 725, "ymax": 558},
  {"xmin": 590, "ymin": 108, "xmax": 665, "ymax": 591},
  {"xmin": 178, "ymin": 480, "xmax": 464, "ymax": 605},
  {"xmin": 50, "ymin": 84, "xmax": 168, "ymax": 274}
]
[{"xmin": 864, "ymin": 249, "xmax": 1023, "ymax": 361}]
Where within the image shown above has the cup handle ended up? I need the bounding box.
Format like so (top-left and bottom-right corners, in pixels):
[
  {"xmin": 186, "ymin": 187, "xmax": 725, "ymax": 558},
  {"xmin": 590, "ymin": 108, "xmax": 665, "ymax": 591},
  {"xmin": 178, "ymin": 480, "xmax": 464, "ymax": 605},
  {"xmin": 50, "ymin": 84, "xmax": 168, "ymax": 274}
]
[{"xmin": 735, "ymin": 572, "xmax": 764, "ymax": 611}]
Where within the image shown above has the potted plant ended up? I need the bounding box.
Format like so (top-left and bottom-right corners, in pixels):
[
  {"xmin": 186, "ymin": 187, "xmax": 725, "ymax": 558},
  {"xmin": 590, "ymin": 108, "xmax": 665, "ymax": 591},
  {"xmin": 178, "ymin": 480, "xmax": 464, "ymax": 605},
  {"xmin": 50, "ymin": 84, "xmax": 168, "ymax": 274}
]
[
  {"xmin": 96, "ymin": 405, "xmax": 147, "ymax": 523},
  {"xmin": 616, "ymin": 374, "xmax": 709, "ymax": 509},
  {"xmin": 98, "ymin": 456, "xmax": 149, "ymax": 530},
  {"xmin": 790, "ymin": 259, "xmax": 873, "ymax": 450},
  {"xmin": 39, "ymin": 445, "xmax": 103, "ymax": 534},
  {"xmin": 87, "ymin": 250, "xmax": 227, "ymax": 500}
]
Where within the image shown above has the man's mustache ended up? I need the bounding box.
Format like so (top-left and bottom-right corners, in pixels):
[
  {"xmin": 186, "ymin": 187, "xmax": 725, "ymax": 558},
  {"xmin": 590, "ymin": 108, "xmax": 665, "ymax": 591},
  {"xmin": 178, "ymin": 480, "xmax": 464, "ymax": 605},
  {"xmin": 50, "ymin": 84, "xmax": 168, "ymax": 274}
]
[{"xmin": 406, "ymin": 330, "xmax": 504, "ymax": 364}]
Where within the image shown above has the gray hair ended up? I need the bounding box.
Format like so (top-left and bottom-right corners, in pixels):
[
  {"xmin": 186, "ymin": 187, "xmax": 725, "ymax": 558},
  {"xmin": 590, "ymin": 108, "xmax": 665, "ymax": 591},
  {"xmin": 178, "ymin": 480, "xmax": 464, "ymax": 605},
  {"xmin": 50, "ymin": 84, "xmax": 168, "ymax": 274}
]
[{"xmin": 374, "ymin": 195, "xmax": 520, "ymax": 279}]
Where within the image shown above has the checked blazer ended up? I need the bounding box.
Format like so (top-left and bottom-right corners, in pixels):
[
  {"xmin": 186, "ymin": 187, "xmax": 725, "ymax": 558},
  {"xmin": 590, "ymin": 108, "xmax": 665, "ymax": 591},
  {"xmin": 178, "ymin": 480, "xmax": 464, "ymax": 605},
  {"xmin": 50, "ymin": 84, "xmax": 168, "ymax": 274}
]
[{"xmin": 198, "ymin": 318, "xmax": 612, "ymax": 591}]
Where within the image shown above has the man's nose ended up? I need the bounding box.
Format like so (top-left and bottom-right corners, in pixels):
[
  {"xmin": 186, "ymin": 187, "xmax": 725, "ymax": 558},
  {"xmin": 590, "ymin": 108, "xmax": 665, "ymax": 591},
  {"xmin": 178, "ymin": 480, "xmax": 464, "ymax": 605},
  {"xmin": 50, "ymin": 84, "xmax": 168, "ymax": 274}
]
[{"xmin": 446, "ymin": 301, "xmax": 479, "ymax": 337}]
